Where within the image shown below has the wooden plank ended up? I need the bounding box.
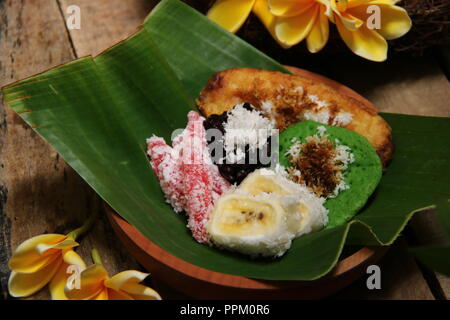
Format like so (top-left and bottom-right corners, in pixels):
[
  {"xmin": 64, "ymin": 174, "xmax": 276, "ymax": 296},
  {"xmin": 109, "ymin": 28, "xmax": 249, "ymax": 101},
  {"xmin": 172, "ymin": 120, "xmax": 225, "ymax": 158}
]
[
  {"xmin": 319, "ymin": 53, "xmax": 450, "ymax": 300},
  {"xmin": 55, "ymin": 1, "xmax": 446, "ymax": 300},
  {"xmin": 409, "ymin": 210, "xmax": 450, "ymax": 299},
  {"xmin": 319, "ymin": 53, "xmax": 450, "ymax": 117},
  {"xmin": 57, "ymin": 0, "xmax": 156, "ymax": 57},
  {"xmin": 436, "ymin": 273, "xmax": 450, "ymax": 300},
  {"xmin": 331, "ymin": 238, "xmax": 435, "ymax": 300},
  {"xmin": 1, "ymin": 0, "xmax": 447, "ymax": 300},
  {"xmin": 427, "ymin": 47, "xmax": 450, "ymax": 299},
  {"xmin": 436, "ymin": 46, "xmax": 450, "ymax": 81},
  {"xmin": 342, "ymin": 52, "xmax": 450, "ymax": 300},
  {"xmin": 0, "ymin": 0, "xmax": 139, "ymax": 300},
  {"xmin": 0, "ymin": 0, "xmax": 77, "ymax": 300}
]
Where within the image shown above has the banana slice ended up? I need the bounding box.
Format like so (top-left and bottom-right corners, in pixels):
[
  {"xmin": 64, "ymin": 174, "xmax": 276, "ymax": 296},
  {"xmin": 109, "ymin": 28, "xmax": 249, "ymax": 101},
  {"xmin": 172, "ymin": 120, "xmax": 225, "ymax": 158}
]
[
  {"xmin": 239, "ymin": 169, "xmax": 328, "ymax": 237},
  {"xmin": 239, "ymin": 168, "xmax": 295, "ymax": 195},
  {"xmin": 206, "ymin": 193, "xmax": 294, "ymax": 257},
  {"xmin": 207, "ymin": 169, "xmax": 328, "ymax": 257},
  {"xmin": 281, "ymin": 195, "xmax": 327, "ymax": 237}
]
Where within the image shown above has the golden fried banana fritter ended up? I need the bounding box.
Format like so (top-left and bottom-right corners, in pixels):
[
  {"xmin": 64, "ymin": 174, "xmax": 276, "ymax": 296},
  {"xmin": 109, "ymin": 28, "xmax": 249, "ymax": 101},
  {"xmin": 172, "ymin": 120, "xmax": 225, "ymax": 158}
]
[{"xmin": 197, "ymin": 68, "xmax": 393, "ymax": 165}]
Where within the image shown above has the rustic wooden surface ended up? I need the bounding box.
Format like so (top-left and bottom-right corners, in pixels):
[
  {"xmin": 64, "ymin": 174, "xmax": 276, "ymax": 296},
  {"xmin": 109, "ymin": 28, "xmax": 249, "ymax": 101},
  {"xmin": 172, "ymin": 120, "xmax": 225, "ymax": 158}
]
[{"xmin": 0, "ymin": 0, "xmax": 449, "ymax": 300}]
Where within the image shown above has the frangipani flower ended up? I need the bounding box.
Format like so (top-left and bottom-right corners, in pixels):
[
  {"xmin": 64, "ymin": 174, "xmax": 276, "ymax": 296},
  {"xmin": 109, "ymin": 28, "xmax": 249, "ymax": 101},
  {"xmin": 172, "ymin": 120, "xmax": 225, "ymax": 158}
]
[
  {"xmin": 327, "ymin": 0, "xmax": 412, "ymax": 61},
  {"xmin": 207, "ymin": 0, "xmax": 412, "ymax": 61},
  {"xmin": 207, "ymin": 0, "xmax": 330, "ymax": 51},
  {"xmin": 269, "ymin": 0, "xmax": 332, "ymax": 52},
  {"xmin": 8, "ymin": 213, "xmax": 96, "ymax": 299},
  {"xmin": 65, "ymin": 250, "xmax": 162, "ymax": 300},
  {"xmin": 8, "ymin": 234, "xmax": 86, "ymax": 299},
  {"xmin": 207, "ymin": 0, "xmax": 279, "ymax": 40},
  {"xmin": 207, "ymin": 0, "xmax": 333, "ymax": 53},
  {"xmin": 49, "ymin": 247, "xmax": 86, "ymax": 300},
  {"xmin": 207, "ymin": 0, "xmax": 256, "ymax": 33}
]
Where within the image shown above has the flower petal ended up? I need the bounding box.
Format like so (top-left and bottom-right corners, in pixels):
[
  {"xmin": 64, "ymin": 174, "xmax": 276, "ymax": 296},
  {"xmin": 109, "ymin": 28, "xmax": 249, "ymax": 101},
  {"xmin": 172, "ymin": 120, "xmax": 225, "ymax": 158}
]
[
  {"xmin": 348, "ymin": 3, "xmax": 411, "ymax": 40},
  {"xmin": 49, "ymin": 250, "xmax": 86, "ymax": 300},
  {"xmin": 8, "ymin": 234, "xmax": 67, "ymax": 273},
  {"xmin": 65, "ymin": 264, "xmax": 108, "ymax": 300},
  {"xmin": 269, "ymin": 0, "xmax": 315, "ymax": 18},
  {"xmin": 36, "ymin": 239, "xmax": 79, "ymax": 254},
  {"xmin": 348, "ymin": 0, "xmax": 399, "ymax": 8},
  {"xmin": 274, "ymin": 4, "xmax": 318, "ymax": 47},
  {"xmin": 49, "ymin": 264, "xmax": 70, "ymax": 300},
  {"xmin": 8, "ymin": 258, "xmax": 62, "ymax": 298},
  {"xmin": 92, "ymin": 288, "xmax": 109, "ymax": 300},
  {"xmin": 336, "ymin": 17, "xmax": 387, "ymax": 61},
  {"xmin": 104, "ymin": 270, "xmax": 161, "ymax": 300},
  {"xmin": 207, "ymin": 0, "xmax": 256, "ymax": 33},
  {"xmin": 62, "ymin": 249, "xmax": 87, "ymax": 269},
  {"xmin": 329, "ymin": 0, "xmax": 364, "ymax": 30},
  {"xmin": 253, "ymin": 0, "xmax": 290, "ymax": 49},
  {"xmin": 105, "ymin": 270, "xmax": 149, "ymax": 292},
  {"xmin": 253, "ymin": 0, "xmax": 281, "ymax": 43},
  {"xmin": 331, "ymin": 9, "xmax": 364, "ymax": 30},
  {"xmin": 107, "ymin": 288, "xmax": 134, "ymax": 300},
  {"xmin": 121, "ymin": 283, "xmax": 162, "ymax": 300},
  {"xmin": 306, "ymin": 5, "xmax": 329, "ymax": 53},
  {"xmin": 316, "ymin": 0, "xmax": 333, "ymax": 16}
]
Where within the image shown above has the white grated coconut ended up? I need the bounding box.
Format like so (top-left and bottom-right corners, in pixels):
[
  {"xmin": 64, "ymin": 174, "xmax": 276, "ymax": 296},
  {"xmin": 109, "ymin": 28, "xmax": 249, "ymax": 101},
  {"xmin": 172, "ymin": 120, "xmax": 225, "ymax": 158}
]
[{"xmin": 223, "ymin": 103, "xmax": 274, "ymax": 163}]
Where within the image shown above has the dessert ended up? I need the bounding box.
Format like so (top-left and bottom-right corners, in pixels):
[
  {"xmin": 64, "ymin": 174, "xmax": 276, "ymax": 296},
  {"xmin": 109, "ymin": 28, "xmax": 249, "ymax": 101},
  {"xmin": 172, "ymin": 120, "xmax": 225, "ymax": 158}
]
[
  {"xmin": 280, "ymin": 121, "xmax": 382, "ymax": 227},
  {"xmin": 203, "ymin": 103, "xmax": 275, "ymax": 184},
  {"xmin": 197, "ymin": 68, "xmax": 393, "ymax": 165},
  {"xmin": 147, "ymin": 111, "xmax": 230, "ymax": 243},
  {"xmin": 206, "ymin": 169, "xmax": 328, "ymax": 257},
  {"xmin": 147, "ymin": 68, "xmax": 386, "ymax": 257}
]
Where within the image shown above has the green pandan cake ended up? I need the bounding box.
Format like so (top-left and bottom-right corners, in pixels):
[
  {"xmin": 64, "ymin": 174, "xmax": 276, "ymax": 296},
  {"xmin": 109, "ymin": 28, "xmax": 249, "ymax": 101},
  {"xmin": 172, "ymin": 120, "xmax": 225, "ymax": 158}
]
[{"xmin": 279, "ymin": 121, "xmax": 382, "ymax": 227}]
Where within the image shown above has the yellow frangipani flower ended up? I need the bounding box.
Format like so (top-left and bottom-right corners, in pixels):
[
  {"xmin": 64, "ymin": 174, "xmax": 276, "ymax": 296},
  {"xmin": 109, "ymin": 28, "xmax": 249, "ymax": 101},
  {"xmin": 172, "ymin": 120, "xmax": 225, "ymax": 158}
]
[
  {"xmin": 207, "ymin": 0, "xmax": 255, "ymax": 33},
  {"xmin": 268, "ymin": 0, "xmax": 331, "ymax": 52},
  {"xmin": 207, "ymin": 0, "xmax": 412, "ymax": 61},
  {"xmin": 8, "ymin": 234, "xmax": 86, "ymax": 299},
  {"xmin": 65, "ymin": 250, "xmax": 162, "ymax": 300},
  {"xmin": 207, "ymin": 0, "xmax": 279, "ymax": 41},
  {"xmin": 207, "ymin": 0, "xmax": 328, "ymax": 51},
  {"xmin": 207, "ymin": 0, "xmax": 256, "ymax": 33},
  {"xmin": 49, "ymin": 248, "xmax": 86, "ymax": 300},
  {"xmin": 328, "ymin": 0, "xmax": 412, "ymax": 61},
  {"xmin": 8, "ymin": 212, "xmax": 97, "ymax": 299}
]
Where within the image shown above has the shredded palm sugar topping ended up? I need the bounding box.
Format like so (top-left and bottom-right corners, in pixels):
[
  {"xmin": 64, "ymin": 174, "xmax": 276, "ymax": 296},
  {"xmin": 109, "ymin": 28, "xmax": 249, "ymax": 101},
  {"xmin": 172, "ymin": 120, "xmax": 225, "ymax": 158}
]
[{"xmin": 286, "ymin": 131, "xmax": 354, "ymax": 198}]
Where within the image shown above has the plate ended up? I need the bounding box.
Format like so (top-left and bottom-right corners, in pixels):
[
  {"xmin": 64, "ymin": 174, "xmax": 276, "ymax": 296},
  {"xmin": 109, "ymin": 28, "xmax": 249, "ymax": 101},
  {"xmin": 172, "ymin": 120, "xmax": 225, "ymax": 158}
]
[{"xmin": 106, "ymin": 67, "xmax": 388, "ymax": 299}]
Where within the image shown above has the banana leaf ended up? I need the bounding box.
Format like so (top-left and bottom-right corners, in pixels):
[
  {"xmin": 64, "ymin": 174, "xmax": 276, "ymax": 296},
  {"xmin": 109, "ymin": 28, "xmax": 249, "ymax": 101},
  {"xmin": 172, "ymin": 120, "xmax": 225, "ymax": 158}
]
[{"xmin": 2, "ymin": 0, "xmax": 450, "ymax": 281}]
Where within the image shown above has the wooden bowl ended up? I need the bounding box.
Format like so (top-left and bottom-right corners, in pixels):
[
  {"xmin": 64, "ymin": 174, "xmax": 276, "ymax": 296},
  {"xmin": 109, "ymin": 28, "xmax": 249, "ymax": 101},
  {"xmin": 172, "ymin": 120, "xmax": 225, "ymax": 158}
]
[{"xmin": 106, "ymin": 67, "xmax": 388, "ymax": 299}]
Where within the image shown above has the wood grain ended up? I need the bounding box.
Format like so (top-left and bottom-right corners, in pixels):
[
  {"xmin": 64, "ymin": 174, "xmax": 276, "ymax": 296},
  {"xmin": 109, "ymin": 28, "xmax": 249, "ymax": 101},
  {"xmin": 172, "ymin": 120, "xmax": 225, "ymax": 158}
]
[
  {"xmin": 339, "ymin": 53, "xmax": 450, "ymax": 300},
  {"xmin": 409, "ymin": 210, "xmax": 450, "ymax": 299},
  {"xmin": 57, "ymin": 0, "xmax": 156, "ymax": 57},
  {"xmin": 0, "ymin": 0, "xmax": 448, "ymax": 300},
  {"xmin": 313, "ymin": 52, "xmax": 450, "ymax": 300},
  {"xmin": 319, "ymin": 53, "xmax": 450, "ymax": 117},
  {"xmin": 0, "ymin": 0, "xmax": 139, "ymax": 300},
  {"xmin": 331, "ymin": 238, "xmax": 435, "ymax": 300},
  {"xmin": 0, "ymin": 0, "xmax": 76, "ymax": 300}
]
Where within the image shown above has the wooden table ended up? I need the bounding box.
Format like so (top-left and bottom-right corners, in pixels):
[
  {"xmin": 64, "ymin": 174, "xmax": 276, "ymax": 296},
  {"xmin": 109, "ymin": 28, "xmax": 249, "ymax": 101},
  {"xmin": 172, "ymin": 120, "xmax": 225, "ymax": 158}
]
[{"xmin": 0, "ymin": 0, "xmax": 449, "ymax": 300}]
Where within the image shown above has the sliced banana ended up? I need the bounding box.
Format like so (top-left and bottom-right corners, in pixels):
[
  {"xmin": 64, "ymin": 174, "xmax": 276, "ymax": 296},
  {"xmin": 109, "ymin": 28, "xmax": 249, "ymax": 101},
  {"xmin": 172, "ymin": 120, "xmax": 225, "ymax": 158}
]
[
  {"xmin": 239, "ymin": 169, "xmax": 328, "ymax": 237},
  {"xmin": 207, "ymin": 169, "xmax": 328, "ymax": 257},
  {"xmin": 206, "ymin": 193, "xmax": 294, "ymax": 257},
  {"xmin": 239, "ymin": 169, "xmax": 293, "ymax": 195},
  {"xmin": 281, "ymin": 194, "xmax": 327, "ymax": 237}
]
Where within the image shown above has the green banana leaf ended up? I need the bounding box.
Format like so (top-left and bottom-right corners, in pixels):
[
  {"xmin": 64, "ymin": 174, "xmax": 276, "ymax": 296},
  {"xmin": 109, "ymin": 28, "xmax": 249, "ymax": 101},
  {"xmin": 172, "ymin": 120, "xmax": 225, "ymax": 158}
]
[{"xmin": 2, "ymin": 0, "xmax": 450, "ymax": 281}]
